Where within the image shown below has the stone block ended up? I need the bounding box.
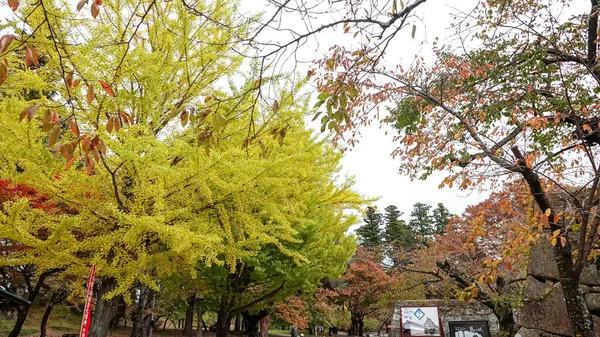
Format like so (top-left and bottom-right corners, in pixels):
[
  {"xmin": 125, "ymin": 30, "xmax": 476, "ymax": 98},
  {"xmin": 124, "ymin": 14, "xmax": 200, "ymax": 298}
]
[
  {"xmin": 528, "ymin": 243, "xmax": 560, "ymax": 281},
  {"xmin": 517, "ymin": 276, "xmax": 572, "ymax": 336},
  {"xmin": 586, "ymin": 293, "xmax": 600, "ymax": 314}
]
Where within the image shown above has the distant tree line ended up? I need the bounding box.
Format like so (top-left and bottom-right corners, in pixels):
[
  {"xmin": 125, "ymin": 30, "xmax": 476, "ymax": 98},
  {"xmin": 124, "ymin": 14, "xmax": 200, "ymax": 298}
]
[{"xmin": 356, "ymin": 203, "xmax": 452, "ymax": 249}]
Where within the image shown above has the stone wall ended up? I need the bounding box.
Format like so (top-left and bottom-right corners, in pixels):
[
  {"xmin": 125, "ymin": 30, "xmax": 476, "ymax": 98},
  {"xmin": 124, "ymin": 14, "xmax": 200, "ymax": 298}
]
[
  {"xmin": 390, "ymin": 300, "xmax": 499, "ymax": 337},
  {"xmin": 516, "ymin": 242, "xmax": 600, "ymax": 337}
]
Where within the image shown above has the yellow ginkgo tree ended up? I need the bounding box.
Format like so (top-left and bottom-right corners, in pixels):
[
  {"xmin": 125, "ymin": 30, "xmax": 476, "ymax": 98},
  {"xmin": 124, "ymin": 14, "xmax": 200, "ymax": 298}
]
[{"xmin": 0, "ymin": 2, "xmax": 363, "ymax": 337}]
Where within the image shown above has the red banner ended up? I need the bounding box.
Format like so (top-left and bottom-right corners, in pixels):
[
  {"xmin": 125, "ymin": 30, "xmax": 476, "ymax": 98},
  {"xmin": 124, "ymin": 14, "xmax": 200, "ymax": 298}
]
[{"xmin": 79, "ymin": 265, "xmax": 96, "ymax": 337}]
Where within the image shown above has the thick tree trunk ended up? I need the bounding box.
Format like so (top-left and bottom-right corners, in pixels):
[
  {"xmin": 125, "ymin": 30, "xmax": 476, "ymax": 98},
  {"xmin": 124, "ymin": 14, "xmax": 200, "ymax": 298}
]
[
  {"xmin": 242, "ymin": 310, "xmax": 268, "ymax": 337},
  {"xmin": 350, "ymin": 312, "xmax": 364, "ymax": 337},
  {"xmin": 90, "ymin": 278, "xmax": 120, "ymax": 337},
  {"xmin": 130, "ymin": 284, "xmax": 155, "ymax": 337},
  {"xmin": 9, "ymin": 307, "xmax": 28, "ymax": 337},
  {"xmin": 183, "ymin": 295, "xmax": 196, "ymax": 336},
  {"xmin": 259, "ymin": 315, "xmax": 269, "ymax": 337},
  {"xmin": 110, "ymin": 295, "xmax": 127, "ymax": 328},
  {"xmin": 40, "ymin": 290, "xmax": 67, "ymax": 337},
  {"xmin": 215, "ymin": 298, "xmax": 233, "ymax": 337}
]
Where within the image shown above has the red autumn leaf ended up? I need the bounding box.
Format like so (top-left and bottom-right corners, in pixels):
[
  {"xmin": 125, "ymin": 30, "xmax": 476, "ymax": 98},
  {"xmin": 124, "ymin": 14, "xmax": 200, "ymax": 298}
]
[
  {"xmin": 0, "ymin": 63, "xmax": 7, "ymax": 86},
  {"xmin": 99, "ymin": 80, "xmax": 114, "ymax": 96},
  {"xmin": 8, "ymin": 0, "xmax": 19, "ymax": 11},
  {"xmin": 68, "ymin": 120, "xmax": 79, "ymax": 136},
  {"xmin": 95, "ymin": 0, "xmax": 102, "ymax": 5},
  {"xmin": 20, "ymin": 104, "xmax": 40, "ymax": 122},
  {"xmin": 76, "ymin": 0, "xmax": 87, "ymax": 11},
  {"xmin": 106, "ymin": 116, "xmax": 114, "ymax": 133},
  {"xmin": 65, "ymin": 156, "xmax": 77, "ymax": 170},
  {"xmin": 0, "ymin": 35, "xmax": 17, "ymax": 54},
  {"xmin": 49, "ymin": 125, "xmax": 60, "ymax": 147},
  {"xmin": 65, "ymin": 72, "xmax": 74, "ymax": 88},
  {"xmin": 25, "ymin": 46, "xmax": 39, "ymax": 69},
  {"xmin": 42, "ymin": 123, "xmax": 54, "ymax": 132},
  {"xmin": 113, "ymin": 116, "xmax": 121, "ymax": 132},
  {"xmin": 91, "ymin": 3, "xmax": 100, "ymax": 18},
  {"xmin": 86, "ymin": 84, "xmax": 95, "ymax": 103},
  {"xmin": 50, "ymin": 110, "xmax": 59, "ymax": 124},
  {"xmin": 96, "ymin": 138, "xmax": 107, "ymax": 154},
  {"xmin": 72, "ymin": 79, "xmax": 81, "ymax": 87}
]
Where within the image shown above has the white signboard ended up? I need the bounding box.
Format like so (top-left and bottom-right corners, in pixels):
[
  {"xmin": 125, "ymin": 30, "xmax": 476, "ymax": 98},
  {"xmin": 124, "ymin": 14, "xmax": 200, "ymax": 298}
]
[{"xmin": 400, "ymin": 307, "xmax": 441, "ymax": 337}]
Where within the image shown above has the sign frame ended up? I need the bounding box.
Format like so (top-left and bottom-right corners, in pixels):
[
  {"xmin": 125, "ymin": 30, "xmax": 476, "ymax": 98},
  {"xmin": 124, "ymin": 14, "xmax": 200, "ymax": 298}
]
[
  {"xmin": 399, "ymin": 306, "xmax": 443, "ymax": 337},
  {"xmin": 447, "ymin": 321, "xmax": 490, "ymax": 337}
]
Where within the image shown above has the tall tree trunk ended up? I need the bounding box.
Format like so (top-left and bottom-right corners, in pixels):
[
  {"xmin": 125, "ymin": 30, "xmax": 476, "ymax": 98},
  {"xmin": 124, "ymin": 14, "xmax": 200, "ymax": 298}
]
[
  {"xmin": 110, "ymin": 295, "xmax": 127, "ymax": 328},
  {"xmin": 234, "ymin": 313, "xmax": 242, "ymax": 331},
  {"xmin": 9, "ymin": 269, "xmax": 59, "ymax": 337},
  {"xmin": 40, "ymin": 290, "xmax": 67, "ymax": 337},
  {"xmin": 9, "ymin": 307, "xmax": 28, "ymax": 337},
  {"xmin": 130, "ymin": 284, "xmax": 155, "ymax": 337},
  {"xmin": 215, "ymin": 298, "xmax": 234, "ymax": 337},
  {"xmin": 350, "ymin": 312, "xmax": 364, "ymax": 337},
  {"xmin": 196, "ymin": 304, "xmax": 205, "ymax": 337},
  {"xmin": 242, "ymin": 310, "xmax": 268, "ymax": 337},
  {"xmin": 183, "ymin": 294, "xmax": 196, "ymax": 336},
  {"xmin": 90, "ymin": 278, "xmax": 120, "ymax": 337},
  {"xmin": 259, "ymin": 315, "xmax": 270, "ymax": 337},
  {"xmin": 554, "ymin": 244, "xmax": 595, "ymax": 337}
]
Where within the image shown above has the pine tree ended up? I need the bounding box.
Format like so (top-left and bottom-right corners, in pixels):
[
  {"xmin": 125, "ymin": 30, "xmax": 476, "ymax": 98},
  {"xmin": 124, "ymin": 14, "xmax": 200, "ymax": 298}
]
[
  {"xmin": 356, "ymin": 206, "xmax": 383, "ymax": 247},
  {"xmin": 409, "ymin": 202, "xmax": 434, "ymax": 237},
  {"xmin": 432, "ymin": 203, "xmax": 451, "ymax": 234},
  {"xmin": 383, "ymin": 205, "xmax": 414, "ymax": 249}
]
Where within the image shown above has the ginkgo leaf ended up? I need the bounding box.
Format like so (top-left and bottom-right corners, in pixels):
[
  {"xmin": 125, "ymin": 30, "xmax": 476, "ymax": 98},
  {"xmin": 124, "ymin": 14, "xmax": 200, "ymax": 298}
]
[
  {"xmin": 0, "ymin": 35, "xmax": 17, "ymax": 54},
  {"xmin": 8, "ymin": 0, "xmax": 19, "ymax": 11},
  {"xmin": 99, "ymin": 80, "xmax": 114, "ymax": 96}
]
